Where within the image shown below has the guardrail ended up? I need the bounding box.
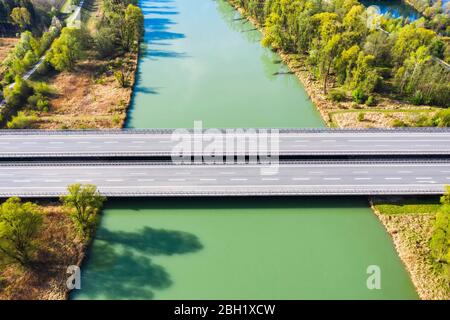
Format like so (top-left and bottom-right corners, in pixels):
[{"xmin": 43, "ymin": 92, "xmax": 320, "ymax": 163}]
[
  {"xmin": 1, "ymin": 127, "xmax": 450, "ymax": 135},
  {"xmin": 0, "ymin": 188, "xmax": 443, "ymax": 198}
]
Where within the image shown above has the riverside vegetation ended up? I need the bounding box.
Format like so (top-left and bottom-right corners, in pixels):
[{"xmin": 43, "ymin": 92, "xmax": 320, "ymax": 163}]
[
  {"xmin": 372, "ymin": 189, "xmax": 449, "ymax": 300},
  {"xmin": 0, "ymin": 184, "xmax": 105, "ymax": 299},
  {"xmin": 0, "ymin": 0, "xmax": 144, "ymax": 129},
  {"xmin": 231, "ymin": 0, "xmax": 450, "ymax": 128}
]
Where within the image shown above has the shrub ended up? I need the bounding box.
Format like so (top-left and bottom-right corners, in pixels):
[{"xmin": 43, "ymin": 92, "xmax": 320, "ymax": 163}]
[
  {"xmin": 391, "ymin": 119, "xmax": 407, "ymax": 127},
  {"xmin": 352, "ymin": 88, "xmax": 367, "ymax": 104},
  {"xmin": 411, "ymin": 115, "xmax": 432, "ymax": 127},
  {"xmin": 411, "ymin": 90, "xmax": 425, "ymax": 105},
  {"xmin": 3, "ymin": 76, "xmax": 32, "ymax": 109},
  {"xmin": 365, "ymin": 95, "xmax": 376, "ymax": 106},
  {"xmin": 94, "ymin": 27, "xmax": 116, "ymax": 58},
  {"xmin": 357, "ymin": 112, "xmax": 365, "ymax": 122},
  {"xmin": 112, "ymin": 113, "xmax": 121, "ymax": 125},
  {"xmin": 32, "ymin": 82, "xmax": 54, "ymax": 96},
  {"xmin": 114, "ymin": 70, "xmax": 130, "ymax": 88},
  {"xmin": 6, "ymin": 112, "xmax": 37, "ymax": 129},
  {"xmin": 36, "ymin": 97, "xmax": 49, "ymax": 112},
  {"xmin": 432, "ymin": 109, "xmax": 450, "ymax": 127},
  {"xmin": 328, "ymin": 88, "xmax": 346, "ymax": 102}
]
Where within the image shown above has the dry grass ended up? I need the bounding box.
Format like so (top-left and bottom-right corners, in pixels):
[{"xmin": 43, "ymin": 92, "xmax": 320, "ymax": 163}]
[
  {"xmin": 0, "ymin": 38, "xmax": 18, "ymax": 63},
  {"xmin": 31, "ymin": 53, "xmax": 137, "ymax": 129},
  {"xmin": 0, "ymin": 203, "xmax": 84, "ymax": 300},
  {"xmin": 333, "ymin": 108, "xmax": 438, "ymax": 128}
]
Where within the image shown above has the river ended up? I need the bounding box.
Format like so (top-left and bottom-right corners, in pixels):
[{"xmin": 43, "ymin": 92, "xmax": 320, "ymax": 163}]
[{"xmin": 72, "ymin": 0, "xmax": 417, "ymax": 299}]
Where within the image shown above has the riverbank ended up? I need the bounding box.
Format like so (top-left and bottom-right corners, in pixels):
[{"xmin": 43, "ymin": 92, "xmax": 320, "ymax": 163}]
[
  {"xmin": 371, "ymin": 197, "xmax": 449, "ymax": 300},
  {"xmin": 30, "ymin": 51, "xmax": 137, "ymax": 129},
  {"xmin": 22, "ymin": 0, "xmax": 138, "ymax": 130},
  {"xmin": 0, "ymin": 202, "xmax": 84, "ymax": 300}
]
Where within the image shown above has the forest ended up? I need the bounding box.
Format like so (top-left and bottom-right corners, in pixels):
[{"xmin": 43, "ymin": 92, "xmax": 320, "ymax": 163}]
[{"xmin": 235, "ymin": 0, "xmax": 450, "ymax": 113}]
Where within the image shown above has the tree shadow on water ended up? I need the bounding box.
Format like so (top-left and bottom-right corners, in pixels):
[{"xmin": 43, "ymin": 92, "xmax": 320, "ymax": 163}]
[
  {"xmin": 73, "ymin": 227, "xmax": 203, "ymax": 299},
  {"xmin": 98, "ymin": 227, "xmax": 203, "ymax": 255}
]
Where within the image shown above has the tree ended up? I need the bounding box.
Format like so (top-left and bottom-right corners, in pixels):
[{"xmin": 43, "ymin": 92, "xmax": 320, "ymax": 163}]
[
  {"xmin": 261, "ymin": 12, "xmax": 283, "ymax": 49},
  {"xmin": 107, "ymin": 4, "xmax": 144, "ymax": 53},
  {"xmin": 0, "ymin": 197, "xmax": 43, "ymax": 267},
  {"xmin": 46, "ymin": 27, "xmax": 84, "ymax": 71},
  {"xmin": 310, "ymin": 12, "xmax": 341, "ymax": 94},
  {"xmin": 124, "ymin": 4, "xmax": 144, "ymax": 52},
  {"xmin": 392, "ymin": 25, "xmax": 435, "ymax": 67},
  {"xmin": 10, "ymin": 7, "xmax": 31, "ymax": 31},
  {"xmin": 60, "ymin": 184, "xmax": 106, "ymax": 239},
  {"xmin": 114, "ymin": 67, "xmax": 131, "ymax": 87},
  {"xmin": 3, "ymin": 75, "xmax": 32, "ymax": 109}
]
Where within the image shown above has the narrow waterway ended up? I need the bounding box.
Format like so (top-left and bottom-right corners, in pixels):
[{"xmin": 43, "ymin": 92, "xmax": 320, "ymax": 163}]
[{"xmin": 72, "ymin": 0, "xmax": 417, "ymax": 299}]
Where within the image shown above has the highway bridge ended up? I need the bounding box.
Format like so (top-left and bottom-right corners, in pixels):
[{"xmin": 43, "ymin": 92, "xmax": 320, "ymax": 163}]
[
  {"xmin": 0, "ymin": 160, "xmax": 448, "ymax": 197},
  {"xmin": 1, "ymin": 128, "xmax": 450, "ymax": 158},
  {"xmin": 0, "ymin": 128, "xmax": 449, "ymax": 197}
]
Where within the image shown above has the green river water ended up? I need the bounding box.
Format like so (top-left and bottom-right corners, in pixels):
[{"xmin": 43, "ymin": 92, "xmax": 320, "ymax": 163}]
[{"xmin": 72, "ymin": 0, "xmax": 418, "ymax": 299}]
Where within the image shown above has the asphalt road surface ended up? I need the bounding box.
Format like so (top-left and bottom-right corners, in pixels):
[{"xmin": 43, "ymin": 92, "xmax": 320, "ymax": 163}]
[
  {"xmin": 1, "ymin": 129, "xmax": 450, "ymax": 158},
  {"xmin": 0, "ymin": 160, "xmax": 448, "ymax": 197}
]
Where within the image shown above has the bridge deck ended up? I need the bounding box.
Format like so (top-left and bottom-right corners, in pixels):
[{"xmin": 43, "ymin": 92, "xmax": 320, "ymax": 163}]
[
  {"xmin": 0, "ymin": 160, "xmax": 448, "ymax": 197},
  {"xmin": 1, "ymin": 128, "xmax": 450, "ymax": 158}
]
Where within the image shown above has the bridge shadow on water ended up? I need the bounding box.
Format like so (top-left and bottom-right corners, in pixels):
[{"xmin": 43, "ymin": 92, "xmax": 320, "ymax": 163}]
[
  {"xmin": 106, "ymin": 196, "xmax": 373, "ymax": 212},
  {"xmin": 72, "ymin": 226, "xmax": 203, "ymax": 299}
]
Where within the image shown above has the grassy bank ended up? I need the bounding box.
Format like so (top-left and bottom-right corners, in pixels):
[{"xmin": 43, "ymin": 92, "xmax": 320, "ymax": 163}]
[{"xmin": 371, "ymin": 196, "xmax": 449, "ymax": 300}]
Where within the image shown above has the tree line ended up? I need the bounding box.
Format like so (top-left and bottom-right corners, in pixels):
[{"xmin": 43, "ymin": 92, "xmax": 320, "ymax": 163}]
[{"xmin": 234, "ymin": 0, "xmax": 450, "ymax": 110}]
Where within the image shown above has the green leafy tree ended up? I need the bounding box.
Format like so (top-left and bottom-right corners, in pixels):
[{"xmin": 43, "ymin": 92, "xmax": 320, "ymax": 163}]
[
  {"xmin": 391, "ymin": 25, "xmax": 435, "ymax": 67},
  {"xmin": 107, "ymin": 4, "xmax": 144, "ymax": 53},
  {"xmin": 3, "ymin": 75, "xmax": 32, "ymax": 109},
  {"xmin": 60, "ymin": 184, "xmax": 106, "ymax": 239},
  {"xmin": 46, "ymin": 27, "xmax": 84, "ymax": 71},
  {"xmin": 0, "ymin": 197, "xmax": 43, "ymax": 267},
  {"xmin": 124, "ymin": 4, "xmax": 144, "ymax": 52},
  {"xmin": 262, "ymin": 12, "xmax": 283, "ymax": 49}
]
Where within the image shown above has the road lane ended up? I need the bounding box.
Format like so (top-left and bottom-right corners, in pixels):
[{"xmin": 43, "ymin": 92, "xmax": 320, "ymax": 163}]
[
  {"xmin": 1, "ymin": 129, "xmax": 450, "ymax": 157},
  {"xmin": 0, "ymin": 160, "xmax": 448, "ymax": 197}
]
